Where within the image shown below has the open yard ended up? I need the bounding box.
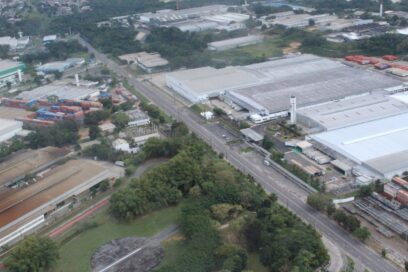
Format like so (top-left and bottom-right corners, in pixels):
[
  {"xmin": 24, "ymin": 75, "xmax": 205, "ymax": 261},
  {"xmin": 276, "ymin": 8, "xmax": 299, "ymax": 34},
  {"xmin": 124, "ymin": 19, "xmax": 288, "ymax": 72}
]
[
  {"xmin": 55, "ymin": 204, "xmax": 181, "ymax": 272},
  {"xmin": 210, "ymin": 35, "xmax": 285, "ymax": 66}
]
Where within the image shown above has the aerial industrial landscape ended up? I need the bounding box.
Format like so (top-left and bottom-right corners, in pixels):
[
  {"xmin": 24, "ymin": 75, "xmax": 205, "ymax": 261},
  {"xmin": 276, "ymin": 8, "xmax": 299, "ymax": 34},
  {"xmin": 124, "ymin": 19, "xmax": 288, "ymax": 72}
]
[{"xmin": 1, "ymin": 0, "xmax": 408, "ymax": 272}]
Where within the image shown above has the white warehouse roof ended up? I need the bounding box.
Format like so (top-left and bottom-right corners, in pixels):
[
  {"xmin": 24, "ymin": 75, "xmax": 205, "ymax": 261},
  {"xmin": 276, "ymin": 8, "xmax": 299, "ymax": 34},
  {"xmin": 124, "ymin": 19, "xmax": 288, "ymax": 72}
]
[
  {"xmin": 310, "ymin": 112, "xmax": 408, "ymax": 178},
  {"xmin": 0, "ymin": 119, "xmax": 23, "ymax": 143},
  {"xmin": 297, "ymin": 94, "xmax": 408, "ymax": 131},
  {"xmin": 165, "ymin": 66, "xmax": 261, "ymax": 103}
]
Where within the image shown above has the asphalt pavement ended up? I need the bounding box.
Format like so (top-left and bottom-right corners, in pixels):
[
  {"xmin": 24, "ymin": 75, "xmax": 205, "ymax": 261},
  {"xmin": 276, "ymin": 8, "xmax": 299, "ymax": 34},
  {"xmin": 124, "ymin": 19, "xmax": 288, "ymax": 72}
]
[{"xmin": 76, "ymin": 35, "xmax": 402, "ymax": 272}]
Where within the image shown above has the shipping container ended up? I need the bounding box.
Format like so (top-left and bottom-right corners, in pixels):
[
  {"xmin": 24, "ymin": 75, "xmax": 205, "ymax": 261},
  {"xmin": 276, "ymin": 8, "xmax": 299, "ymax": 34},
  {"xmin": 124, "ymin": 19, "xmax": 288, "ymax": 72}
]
[
  {"xmin": 396, "ymin": 190, "xmax": 408, "ymax": 206},
  {"xmin": 384, "ymin": 183, "xmax": 400, "ymax": 198},
  {"xmin": 383, "ymin": 55, "xmax": 398, "ymax": 61},
  {"xmin": 393, "ymin": 177, "xmax": 408, "ymax": 187}
]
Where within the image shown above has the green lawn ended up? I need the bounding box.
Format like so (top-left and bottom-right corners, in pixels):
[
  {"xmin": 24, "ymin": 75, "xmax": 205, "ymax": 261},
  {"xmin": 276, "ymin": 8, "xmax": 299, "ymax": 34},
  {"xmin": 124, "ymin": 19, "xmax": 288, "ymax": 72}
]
[
  {"xmin": 55, "ymin": 205, "xmax": 181, "ymax": 272},
  {"xmin": 247, "ymin": 253, "xmax": 269, "ymax": 272},
  {"xmin": 210, "ymin": 36, "xmax": 284, "ymax": 66},
  {"xmin": 156, "ymin": 238, "xmax": 187, "ymax": 270}
]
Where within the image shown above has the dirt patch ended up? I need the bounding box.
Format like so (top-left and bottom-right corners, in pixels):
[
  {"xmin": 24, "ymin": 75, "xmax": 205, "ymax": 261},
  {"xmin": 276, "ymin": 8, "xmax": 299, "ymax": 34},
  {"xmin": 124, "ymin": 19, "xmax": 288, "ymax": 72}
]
[
  {"xmin": 91, "ymin": 237, "xmax": 164, "ymax": 272},
  {"xmin": 283, "ymin": 42, "xmax": 301, "ymax": 54}
]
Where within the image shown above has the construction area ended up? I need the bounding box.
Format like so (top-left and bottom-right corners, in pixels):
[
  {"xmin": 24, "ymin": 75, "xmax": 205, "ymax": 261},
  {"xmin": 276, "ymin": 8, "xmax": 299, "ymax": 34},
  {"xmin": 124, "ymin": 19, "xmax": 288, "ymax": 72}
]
[{"xmin": 0, "ymin": 159, "xmax": 123, "ymax": 247}]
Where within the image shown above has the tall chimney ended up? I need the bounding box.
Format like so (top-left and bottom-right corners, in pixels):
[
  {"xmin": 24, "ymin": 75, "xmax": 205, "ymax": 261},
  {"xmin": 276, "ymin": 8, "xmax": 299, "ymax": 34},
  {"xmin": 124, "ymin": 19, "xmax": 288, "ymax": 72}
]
[
  {"xmin": 75, "ymin": 74, "xmax": 80, "ymax": 87},
  {"xmin": 290, "ymin": 96, "xmax": 297, "ymax": 124},
  {"xmin": 380, "ymin": 3, "xmax": 383, "ymax": 17}
]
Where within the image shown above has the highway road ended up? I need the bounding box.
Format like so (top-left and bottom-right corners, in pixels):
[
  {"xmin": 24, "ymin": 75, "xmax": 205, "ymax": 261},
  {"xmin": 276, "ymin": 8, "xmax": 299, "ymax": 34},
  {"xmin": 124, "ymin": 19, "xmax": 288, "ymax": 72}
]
[{"xmin": 77, "ymin": 35, "xmax": 401, "ymax": 272}]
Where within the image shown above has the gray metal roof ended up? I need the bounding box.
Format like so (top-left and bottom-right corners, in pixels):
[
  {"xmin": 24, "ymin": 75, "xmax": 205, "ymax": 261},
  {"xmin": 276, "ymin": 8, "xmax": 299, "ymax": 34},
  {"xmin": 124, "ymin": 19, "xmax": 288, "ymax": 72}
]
[
  {"xmin": 240, "ymin": 128, "xmax": 264, "ymax": 142},
  {"xmin": 230, "ymin": 55, "xmax": 401, "ymax": 113},
  {"xmin": 297, "ymin": 94, "xmax": 408, "ymax": 130}
]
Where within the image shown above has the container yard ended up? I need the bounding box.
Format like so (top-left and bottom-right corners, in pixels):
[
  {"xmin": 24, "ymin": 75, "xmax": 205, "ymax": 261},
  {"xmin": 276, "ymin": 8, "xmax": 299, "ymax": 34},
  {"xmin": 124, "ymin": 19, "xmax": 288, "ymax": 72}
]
[
  {"xmin": 0, "ymin": 159, "xmax": 123, "ymax": 247},
  {"xmin": 1, "ymin": 97, "xmax": 103, "ymax": 126},
  {"xmin": 344, "ymin": 54, "xmax": 408, "ymax": 77}
]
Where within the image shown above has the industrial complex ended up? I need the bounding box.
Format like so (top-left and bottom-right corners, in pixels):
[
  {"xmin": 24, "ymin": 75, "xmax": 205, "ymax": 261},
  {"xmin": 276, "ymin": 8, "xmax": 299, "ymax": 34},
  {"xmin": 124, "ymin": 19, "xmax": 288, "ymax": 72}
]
[
  {"xmin": 139, "ymin": 5, "xmax": 249, "ymax": 32},
  {"xmin": 165, "ymin": 53, "xmax": 408, "ymax": 182},
  {"xmin": 166, "ymin": 54, "xmax": 401, "ymax": 116}
]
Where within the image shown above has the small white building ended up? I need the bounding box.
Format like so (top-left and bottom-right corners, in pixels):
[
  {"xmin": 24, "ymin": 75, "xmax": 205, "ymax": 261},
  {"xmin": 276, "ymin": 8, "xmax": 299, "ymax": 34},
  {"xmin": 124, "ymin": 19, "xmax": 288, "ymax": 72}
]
[
  {"xmin": 43, "ymin": 35, "xmax": 57, "ymax": 44},
  {"xmin": 98, "ymin": 122, "xmax": 116, "ymax": 134},
  {"xmin": 200, "ymin": 111, "xmax": 214, "ymax": 120},
  {"xmin": 126, "ymin": 109, "xmax": 150, "ymax": 127},
  {"xmin": 112, "ymin": 138, "xmax": 139, "ymax": 153}
]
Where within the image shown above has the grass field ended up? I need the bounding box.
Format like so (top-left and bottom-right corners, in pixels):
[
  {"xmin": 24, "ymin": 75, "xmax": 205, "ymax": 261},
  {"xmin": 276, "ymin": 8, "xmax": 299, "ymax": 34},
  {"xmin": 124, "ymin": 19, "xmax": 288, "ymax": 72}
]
[
  {"xmin": 247, "ymin": 253, "xmax": 269, "ymax": 272},
  {"xmin": 210, "ymin": 35, "xmax": 285, "ymax": 66},
  {"xmin": 55, "ymin": 204, "xmax": 181, "ymax": 272}
]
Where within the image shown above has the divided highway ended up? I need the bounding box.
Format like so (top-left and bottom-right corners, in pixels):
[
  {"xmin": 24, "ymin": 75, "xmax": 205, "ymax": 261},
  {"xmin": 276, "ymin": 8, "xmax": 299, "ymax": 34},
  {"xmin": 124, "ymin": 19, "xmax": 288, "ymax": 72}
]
[{"xmin": 77, "ymin": 35, "xmax": 401, "ymax": 272}]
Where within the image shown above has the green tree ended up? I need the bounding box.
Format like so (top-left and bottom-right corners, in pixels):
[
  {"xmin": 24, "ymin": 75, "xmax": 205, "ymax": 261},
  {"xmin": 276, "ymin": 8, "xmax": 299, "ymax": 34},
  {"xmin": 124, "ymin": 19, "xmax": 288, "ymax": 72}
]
[
  {"xmin": 357, "ymin": 184, "xmax": 374, "ymax": 197},
  {"xmin": 111, "ymin": 112, "xmax": 130, "ymax": 130},
  {"xmin": 307, "ymin": 192, "xmax": 330, "ymax": 212},
  {"xmin": 5, "ymin": 235, "xmax": 59, "ymax": 272},
  {"xmin": 89, "ymin": 125, "xmax": 101, "ymax": 140},
  {"xmin": 353, "ymin": 227, "xmax": 371, "ymax": 242}
]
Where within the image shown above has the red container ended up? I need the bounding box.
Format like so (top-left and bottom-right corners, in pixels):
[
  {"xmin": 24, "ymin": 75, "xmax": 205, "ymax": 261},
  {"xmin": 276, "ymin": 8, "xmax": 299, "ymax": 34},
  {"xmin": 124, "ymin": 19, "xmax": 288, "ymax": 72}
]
[
  {"xmin": 396, "ymin": 190, "xmax": 408, "ymax": 205},
  {"xmin": 383, "ymin": 55, "xmax": 398, "ymax": 61},
  {"xmin": 393, "ymin": 177, "xmax": 408, "ymax": 187}
]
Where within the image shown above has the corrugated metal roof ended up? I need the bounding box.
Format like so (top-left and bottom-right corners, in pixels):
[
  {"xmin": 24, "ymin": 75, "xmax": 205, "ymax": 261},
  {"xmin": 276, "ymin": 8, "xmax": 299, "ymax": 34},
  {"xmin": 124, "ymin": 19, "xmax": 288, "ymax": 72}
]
[{"xmin": 311, "ymin": 112, "xmax": 408, "ymax": 177}]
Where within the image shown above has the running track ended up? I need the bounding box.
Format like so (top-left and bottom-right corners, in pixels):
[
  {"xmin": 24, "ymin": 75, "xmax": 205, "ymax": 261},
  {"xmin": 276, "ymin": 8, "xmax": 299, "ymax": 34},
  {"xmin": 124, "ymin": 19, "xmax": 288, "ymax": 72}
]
[{"xmin": 48, "ymin": 198, "xmax": 109, "ymax": 238}]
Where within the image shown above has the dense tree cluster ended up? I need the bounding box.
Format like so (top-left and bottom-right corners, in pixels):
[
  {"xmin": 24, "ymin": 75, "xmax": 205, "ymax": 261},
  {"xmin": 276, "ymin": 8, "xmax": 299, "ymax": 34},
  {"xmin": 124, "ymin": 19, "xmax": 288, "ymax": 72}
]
[
  {"xmin": 0, "ymin": 139, "xmax": 25, "ymax": 160},
  {"xmin": 5, "ymin": 235, "xmax": 59, "ymax": 272},
  {"xmin": 111, "ymin": 128, "xmax": 329, "ymax": 271},
  {"xmin": 25, "ymin": 120, "xmax": 79, "ymax": 149},
  {"xmin": 21, "ymin": 40, "xmax": 88, "ymax": 64},
  {"xmin": 307, "ymin": 193, "xmax": 371, "ymax": 241},
  {"xmin": 244, "ymin": 203, "xmax": 329, "ymax": 271},
  {"xmin": 145, "ymin": 27, "xmax": 212, "ymax": 69},
  {"xmin": 359, "ymin": 34, "xmax": 408, "ymax": 55}
]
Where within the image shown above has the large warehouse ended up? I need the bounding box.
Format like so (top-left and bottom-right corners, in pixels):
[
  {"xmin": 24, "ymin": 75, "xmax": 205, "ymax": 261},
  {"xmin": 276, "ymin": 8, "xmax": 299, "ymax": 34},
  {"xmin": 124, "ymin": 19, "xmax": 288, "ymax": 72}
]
[
  {"xmin": 297, "ymin": 93, "xmax": 408, "ymax": 132},
  {"xmin": 166, "ymin": 54, "xmax": 402, "ymax": 115},
  {"xmin": 310, "ymin": 112, "xmax": 408, "ymax": 178},
  {"xmin": 0, "ymin": 159, "xmax": 123, "ymax": 247},
  {"xmin": 17, "ymin": 81, "xmax": 100, "ymax": 101}
]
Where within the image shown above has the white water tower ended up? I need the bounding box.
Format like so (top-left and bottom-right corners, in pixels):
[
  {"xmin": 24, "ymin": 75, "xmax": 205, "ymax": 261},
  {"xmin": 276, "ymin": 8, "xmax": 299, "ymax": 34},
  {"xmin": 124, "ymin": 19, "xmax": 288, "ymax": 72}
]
[{"xmin": 290, "ymin": 96, "xmax": 297, "ymax": 124}]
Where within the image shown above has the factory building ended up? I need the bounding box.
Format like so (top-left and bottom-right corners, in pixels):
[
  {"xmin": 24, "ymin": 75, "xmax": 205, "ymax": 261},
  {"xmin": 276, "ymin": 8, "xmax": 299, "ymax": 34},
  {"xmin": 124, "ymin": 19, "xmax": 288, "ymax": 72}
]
[
  {"xmin": 0, "ymin": 119, "xmax": 23, "ymax": 143},
  {"xmin": 119, "ymin": 52, "xmax": 169, "ymax": 73},
  {"xmin": 309, "ymin": 112, "xmax": 408, "ymax": 179},
  {"xmin": 166, "ymin": 54, "xmax": 401, "ymax": 116},
  {"xmin": 17, "ymin": 81, "xmax": 100, "ymax": 101},
  {"xmin": 208, "ymin": 35, "xmax": 264, "ymax": 51},
  {"xmin": 297, "ymin": 93, "xmax": 408, "ymax": 132},
  {"xmin": 0, "ymin": 159, "xmax": 123, "ymax": 247},
  {"xmin": 0, "ymin": 60, "xmax": 25, "ymax": 88},
  {"xmin": 166, "ymin": 66, "xmax": 261, "ymax": 104},
  {"xmin": 139, "ymin": 5, "xmax": 249, "ymax": 32}
]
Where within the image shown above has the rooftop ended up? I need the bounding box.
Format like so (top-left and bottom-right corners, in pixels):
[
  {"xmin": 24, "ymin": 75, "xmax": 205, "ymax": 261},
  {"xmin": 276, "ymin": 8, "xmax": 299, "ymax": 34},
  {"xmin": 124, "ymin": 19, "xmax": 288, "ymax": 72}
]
[
  {"xmin": 17, "ymin": 82, "xmax": 100, "ymax": 101},
  {"xmin": 0, "ymin": 60, "xmax": 24, "ymax": 72},
  {"xmin": 310, "ymin": 112, "xmax": 408, "ymax": 177},
  {"xmin": 208, "ymin": 35, "xmax": 264, "ymax": 49},
  {"xmin": 240, "ymin": 128, "xmax": 264, "ymax": 142},
  {"xmin": 230, "ymin": 54, "xmax": 401, "ymax": 113},
  {"xmin": 297, "ymin": 94, "xmax": 408, "ymax": 130}
]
